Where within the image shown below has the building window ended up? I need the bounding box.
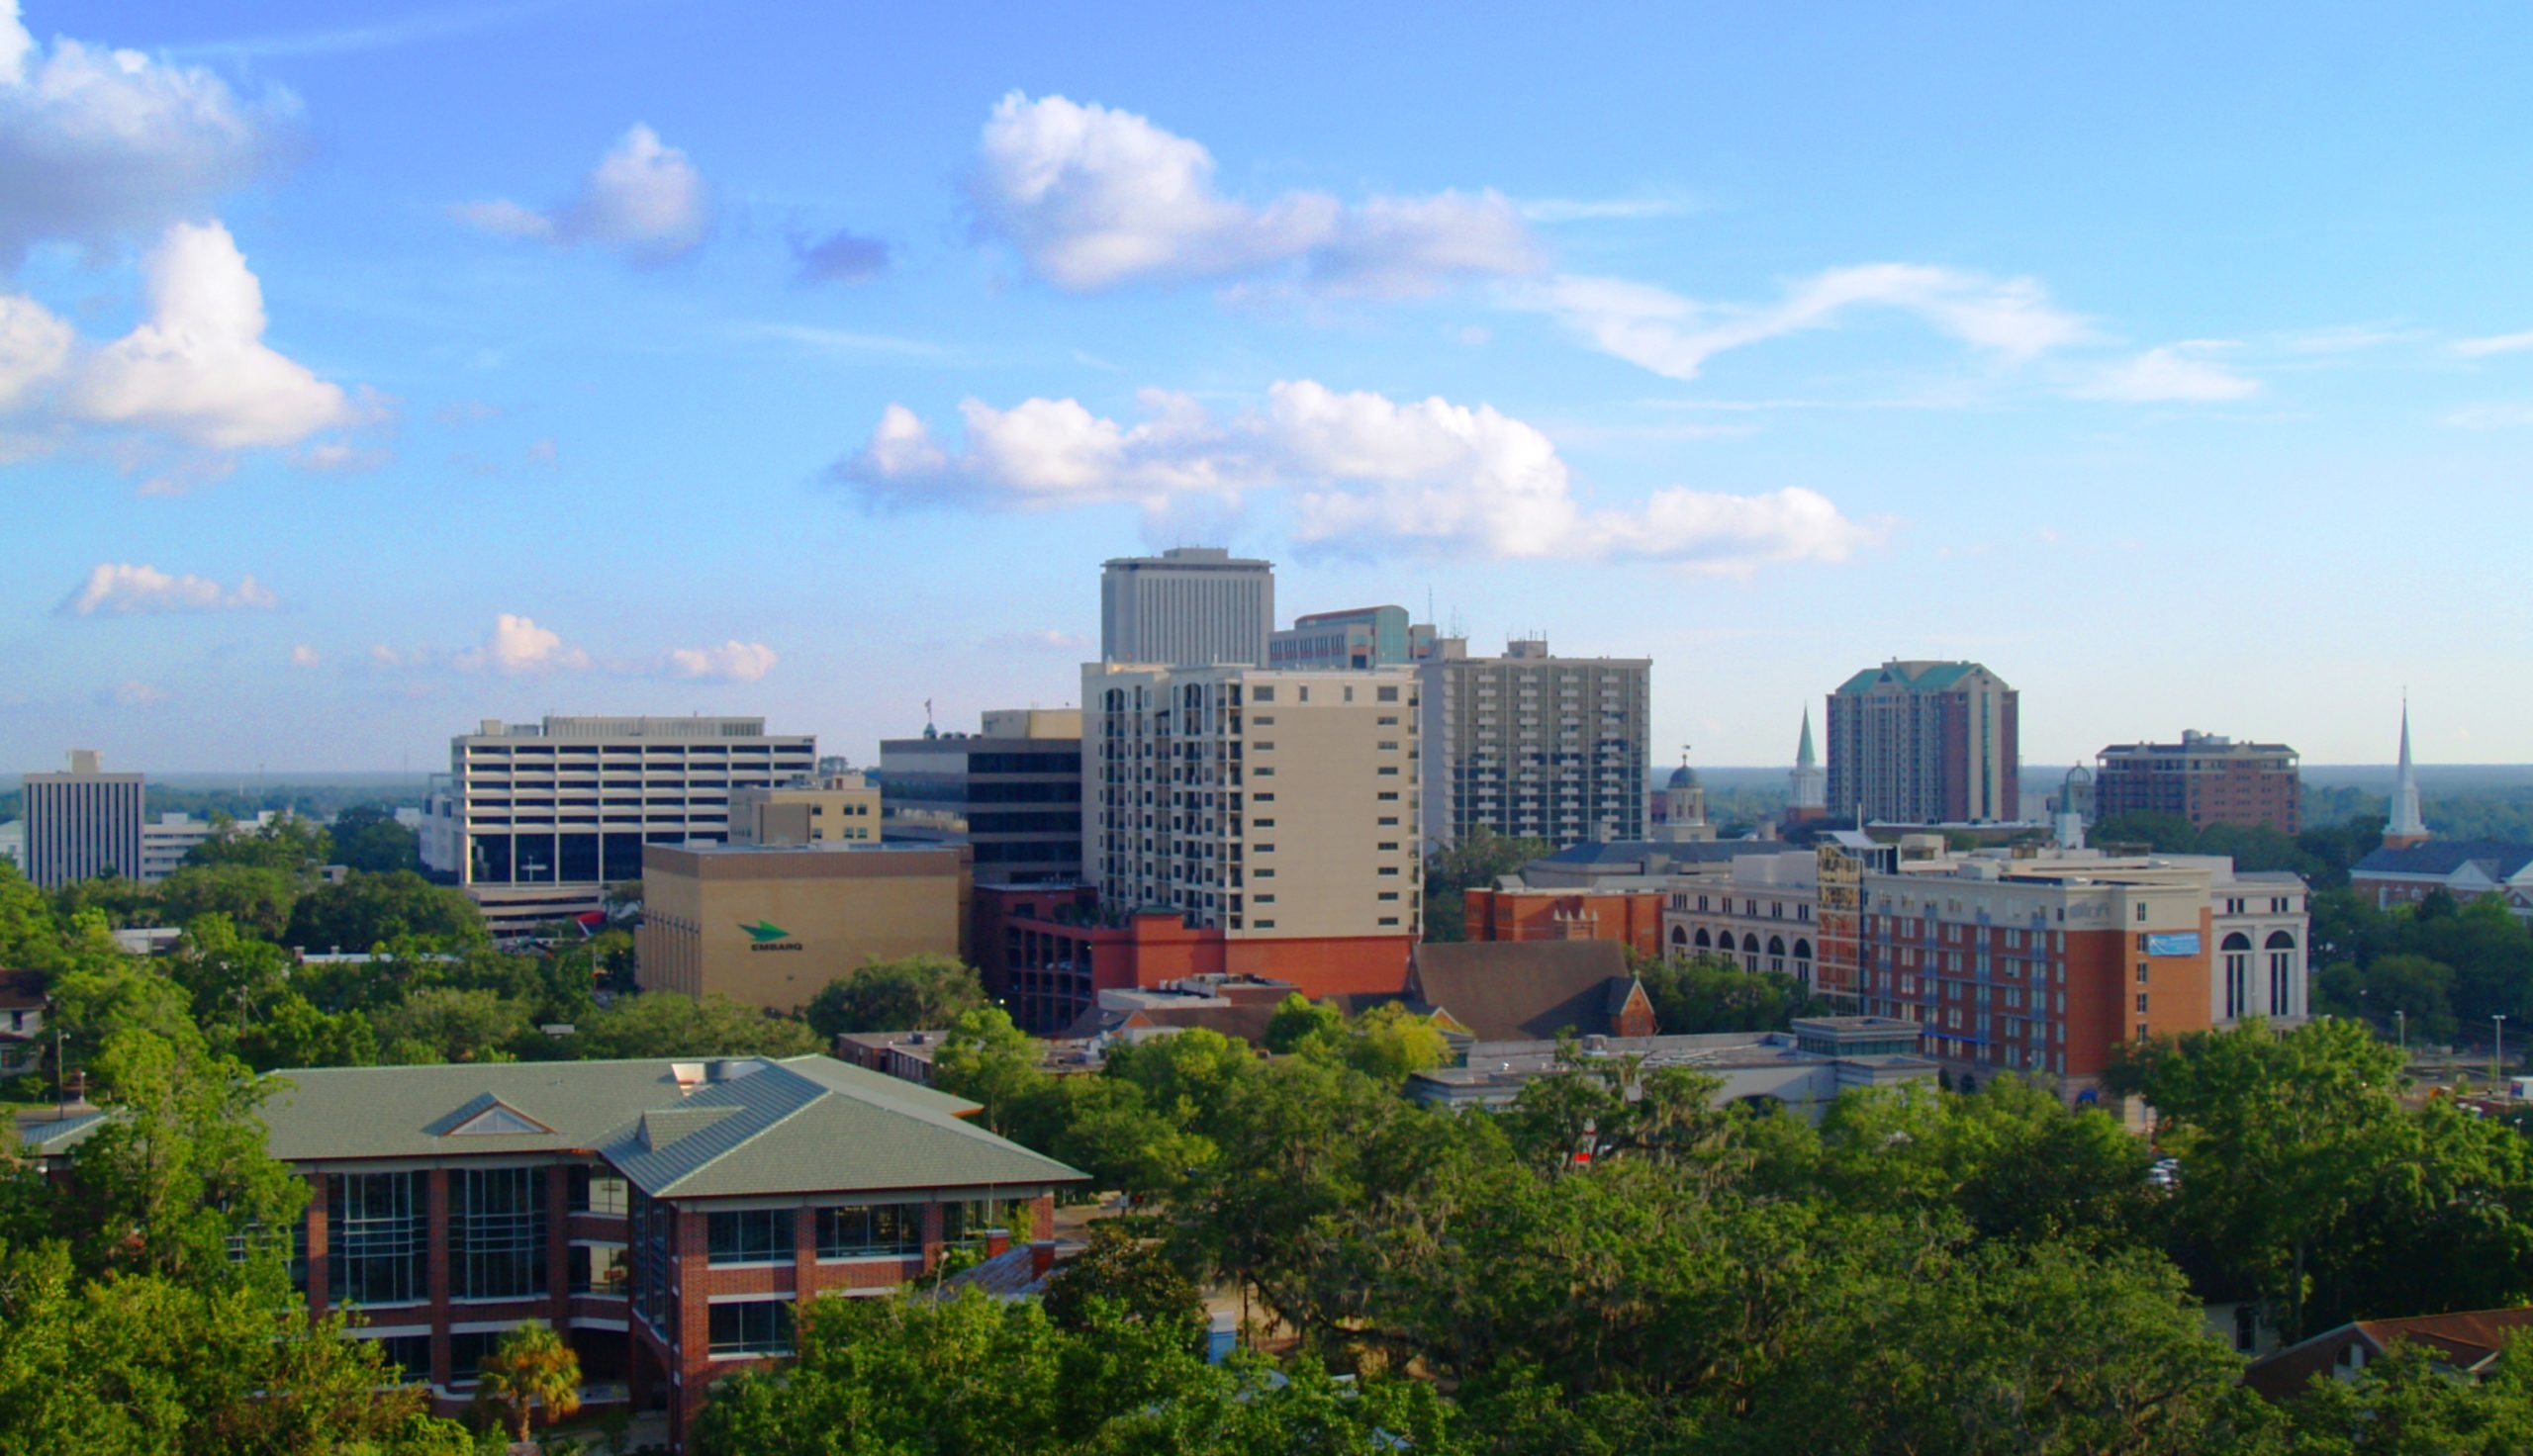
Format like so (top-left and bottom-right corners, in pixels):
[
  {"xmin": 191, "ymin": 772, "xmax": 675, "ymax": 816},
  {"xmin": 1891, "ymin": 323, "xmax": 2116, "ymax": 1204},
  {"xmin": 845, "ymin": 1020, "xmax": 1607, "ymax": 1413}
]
[
  {"xmin": 708, "ymin": 1299, "xmax": 797, "ymax": 1357},
  {"xmin": 447, "ymin": 1329, "xmax": 512, "ymax": 1385},
  {"xmin": 450, "ymin": 1167, "xmax": 547, "ymax": 1300},
  {"xmin": 362, "ymin": 1333, "xmax": 432, "ymax": 1385},
  {"xmin": 567, "ymin": 1165, "xmax": 629, "ymax": 1217},
  {"xmin": 708, "ymin": 1208, "xmax": 793, "ymax": 1265},
  {"xmin": 630, "ymin": 1193, "xmax": 673, "ymax": 1332},
  {"xmin": 330, "ymin": 1172, "xmax": 427, "ymax": 1307},
  {"xmin": 569, "ymin": 1241, "xmax": 629, "ymax": 1296},
  {"xmin": 941, "ymin": 1201, "xmax": 1011, "ymax": 1244},
  {"xmin": 2136, "ymin": 993, "xmax": 2150, "ymax": 1014},
  {"xmin": 815, "ymin": 1204, "xmax": 922, "ymax": 1259}
]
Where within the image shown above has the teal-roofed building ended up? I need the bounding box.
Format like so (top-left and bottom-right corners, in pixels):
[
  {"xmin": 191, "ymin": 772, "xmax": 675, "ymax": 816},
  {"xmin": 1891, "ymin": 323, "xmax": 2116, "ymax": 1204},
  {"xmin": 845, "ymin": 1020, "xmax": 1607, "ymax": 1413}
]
[
  {"xmin": 1825, "ymin": 660, "xmax": 2019, "ymax": 825},
  {"xmin": 45, "ymin": 1054, "xmax": 1083, "ymax": 1452}
]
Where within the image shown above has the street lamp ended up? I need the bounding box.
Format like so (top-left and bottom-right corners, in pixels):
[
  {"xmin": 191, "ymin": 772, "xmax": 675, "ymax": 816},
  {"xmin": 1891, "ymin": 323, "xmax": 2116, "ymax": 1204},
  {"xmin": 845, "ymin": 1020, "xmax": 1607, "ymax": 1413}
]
[{"xmin": 2496, "ymin": 1015, "xmax": 2510, "ymax": 1093}]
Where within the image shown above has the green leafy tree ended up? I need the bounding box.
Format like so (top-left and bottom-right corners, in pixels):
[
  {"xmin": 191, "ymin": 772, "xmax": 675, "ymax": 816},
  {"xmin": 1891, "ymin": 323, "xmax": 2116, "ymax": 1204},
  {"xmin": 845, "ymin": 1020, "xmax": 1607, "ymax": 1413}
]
[
  {"xmin": 72, "ymin": 1026, "xmax": 310, "ymax": 1286},
  {"xmin": 377, "ymin": 988, "xmax": 533, "ymax": 1064},
  {"xmin": 1048, "ymin": 1075, "xmax": 1215, "ymax": 1201},
  {"xmin": 803, "ymin": 955, "xmax": 989, "ymax": 1039},
  {"xmin": 185, "ymin": 814, "xmax": 332, "ymax": 876},
  {"xmin": 327, "ymin": 805, "xmax": 420, "ymax": 875},
  {"xmin": 566, "ymin": 992, "xmax": 819, "ymax": 1060},
  {"xmin": 2280, "ymin": 1336, "xmax": 2533, "ymax": 1454},
  {"xmin": 282, "ymin": 871, "xmax": 484, "ymax": 954},
  {"xmin": 1262, "ymin": 992, "xmax": 1342, "ymax": 1053},
  {"xmin": 1042, "ymin": 1222, "xmax": 1205, "ymax": 1345},
  {"xmin": 156, "ymin": 864, "xmax": 300, "ymax": 943},
  {"xmin": 1634, "ymin": 951, "xmax": 1828, "ymax": 1033},
  {"xmin": 1304, "ymin": 1001, "xmax": 1451, "ymax": 1085},
  {"xmin": 931, "ymin": 1006, "xmax": 1054, "ymax": 1140}
]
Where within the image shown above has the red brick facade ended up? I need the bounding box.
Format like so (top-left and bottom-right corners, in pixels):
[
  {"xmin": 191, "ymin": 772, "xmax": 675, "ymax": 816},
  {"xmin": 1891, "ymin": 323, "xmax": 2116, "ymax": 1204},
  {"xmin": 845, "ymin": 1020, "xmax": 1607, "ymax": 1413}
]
[{"xmin": 1462, "ymin": 886, "xmax": 1666, "ymax": 956}]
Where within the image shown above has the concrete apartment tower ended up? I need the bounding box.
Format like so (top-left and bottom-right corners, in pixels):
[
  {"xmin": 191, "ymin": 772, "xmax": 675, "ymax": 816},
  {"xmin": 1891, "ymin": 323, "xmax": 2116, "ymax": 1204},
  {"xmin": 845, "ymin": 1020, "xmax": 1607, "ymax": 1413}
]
[
  {"xmin": 2384, "ymin": 698, "xmax": 2429, "ymax": 850},
  {"xmin": 1416, "ymin": 637, "xmax": 1651, "ymax": 851},
  {"xmin": 1099, "ymin": 547, "xmax": 1274, "ymax": 667},
  {"xmin": 21, "ymin": 749, "xmax": 145, "ymax": 888},
  {"xmin": 2096, "ymin": 731, "xmax": 2301, "ymax": 835},
  {"xmin": 1826, "ymin": 661, "xmax": 2019, "ymax": 824},
  {"xmin": 1081, "ymin": 660, "xmax": 1423, "ymax": 948}
]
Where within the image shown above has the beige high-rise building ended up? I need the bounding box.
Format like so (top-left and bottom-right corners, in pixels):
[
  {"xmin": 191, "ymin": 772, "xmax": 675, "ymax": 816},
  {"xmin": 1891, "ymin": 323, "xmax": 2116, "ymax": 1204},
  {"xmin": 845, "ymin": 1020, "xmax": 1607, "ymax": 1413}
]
[
  {"xmin": 635, "ymin": 842, "xmax": 970, "ymax": 1011},
  {"xmin": 728, "ymin": 773, "xmax": 882, "ymax": 846},
  {"xmin": 22, "ymin": 749, "xmax": 145, "ymax": 889},
  {"xmin": 1082, "ymin": 662, "xmax": 1421, "ymax": 941}
]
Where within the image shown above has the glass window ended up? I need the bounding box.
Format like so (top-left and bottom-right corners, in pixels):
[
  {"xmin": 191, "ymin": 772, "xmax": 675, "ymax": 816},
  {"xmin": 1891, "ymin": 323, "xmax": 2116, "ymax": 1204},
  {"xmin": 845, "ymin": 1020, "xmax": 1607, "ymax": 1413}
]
[
  {"xmin": 815, "ymin": 1204, "xmax": 922, "ymax": 1259},
  {"xmin": 447, "ymin": 1330, "xmax": 506, "ymax": 1385},
  {"xmin": 941, "ymin": 1200, "xmax": 1011, "ymax": 1245},
  {"xmin": 450, "ymin": 1167, "xmax": 547, "ymax": 1300},
  {"xmin": 570, "ymin": 1241, "xmax": 629, "ymax": 1297},
  {"xmin": 567, "ymin": 1166, "xmax": 629, "ymax": 1217},
  {"xmin": 630, "ymin": 1192, "xmax": 673, "ymax": 1332},
  {"xmin": 707, "ymin": 1300, "xmax": 796, "ymax": 1357},
  {"xmin": 330, "ymin": 1171, "xmax": 428, "ymax": 1307},
  {"xmin": 706, "ymin": 1208, "xmax": 792, "ymax": 1264},
  {"xmin": 364, "ymin": 1333, "xmax": 432, "ymax": 1385}
]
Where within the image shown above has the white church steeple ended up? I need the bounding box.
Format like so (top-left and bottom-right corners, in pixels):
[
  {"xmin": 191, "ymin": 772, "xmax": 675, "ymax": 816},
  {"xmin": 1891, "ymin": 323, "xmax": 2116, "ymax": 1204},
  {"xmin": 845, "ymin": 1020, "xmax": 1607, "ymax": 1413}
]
[{"xmin": 2385, "ymin": 696, "xmax": 2428, "ymax": 849}]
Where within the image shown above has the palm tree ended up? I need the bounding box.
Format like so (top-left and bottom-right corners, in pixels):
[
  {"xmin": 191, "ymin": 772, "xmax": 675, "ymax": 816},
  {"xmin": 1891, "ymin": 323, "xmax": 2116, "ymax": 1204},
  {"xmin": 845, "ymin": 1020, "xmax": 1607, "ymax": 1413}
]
[{"xmin": 476, "ymin": 1320, "xmax": 582, "ymax": 1444}]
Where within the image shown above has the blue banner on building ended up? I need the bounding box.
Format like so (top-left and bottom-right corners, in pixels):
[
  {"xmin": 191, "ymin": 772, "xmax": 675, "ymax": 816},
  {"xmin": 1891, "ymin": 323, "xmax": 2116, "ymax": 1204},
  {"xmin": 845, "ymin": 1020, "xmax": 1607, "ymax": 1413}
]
[{"xmin": 2145, "ymin": 932, "xmax": 2202, "ymax": 956}]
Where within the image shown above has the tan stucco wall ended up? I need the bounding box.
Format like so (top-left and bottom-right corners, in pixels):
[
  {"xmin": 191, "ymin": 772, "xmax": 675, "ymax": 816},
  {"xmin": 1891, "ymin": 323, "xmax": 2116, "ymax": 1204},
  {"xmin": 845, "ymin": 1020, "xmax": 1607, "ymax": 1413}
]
[{"xmin": 636, "ymin": 847, "xmax": 968, "ymax": 1011}]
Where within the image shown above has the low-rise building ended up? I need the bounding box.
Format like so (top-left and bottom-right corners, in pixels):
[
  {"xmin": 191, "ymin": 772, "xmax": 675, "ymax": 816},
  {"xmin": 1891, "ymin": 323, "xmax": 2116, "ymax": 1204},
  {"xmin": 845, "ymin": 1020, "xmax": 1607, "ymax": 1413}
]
[
  {"xmin": 0, "ymin": 970, "xmax": 45, "ymax": 1077},
  {"xmin": 728, "ymin": 774, "xmax": 882, "ymax": 846},
  {"xmin": 1402, "ymin": 941, "xmax": 1655, "ymax": 1043},
  {"xmin": 1406, "ymin": 1016, "xmax": 1935, "ymax": 1114},
  {"xmin": 1461, "ymin": 881, "xmax": 1667, "ymax": 956},
  {"xmin": 2244, "ymin": 1308, "xmax": 2533, "ymax": 1404},
  {"xmin": 2349, "ymin": 840, "xmax": 2533, "ymax": 920},
  {"xmin": 635, "ymin": 843, "xmax": 969, "ymax": 1012},
  {"xmin": 139, "ymin": 810, "xmax": 283, "ymax": 881},
  {"xmin": 33, "ymin": 1054, "xmax": 1083, "ymax": 1453}
]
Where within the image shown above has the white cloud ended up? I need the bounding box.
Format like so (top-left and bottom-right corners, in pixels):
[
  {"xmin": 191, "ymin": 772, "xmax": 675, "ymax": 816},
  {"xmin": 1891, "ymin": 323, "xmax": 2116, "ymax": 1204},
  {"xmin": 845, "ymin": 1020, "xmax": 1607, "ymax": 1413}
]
[
  {"xmin": 289, "ymin": 643, "xmax": 319, "ymax": 667},
  {"xmin": 73, "ymin": 220, "xmax": 352, "ymax": 448},
  {"xmin": 1532, "ymin": 264, "xmax": 2090, "ymax": 381},
  {"xmin": 0, "ymin": 289, "xmax": 70, "ymax": 409},
  {"xmin": 2074, "ymin": 344, "xmax": 2261, "ymax": 403},
  {"xmin": 456, "ymin": 124, "xmax": 708, "ymax": 265},
  {"xmin": 985, "ymin": 629, "xmax": 1095, "ymax": 652},
  {"xmin": 1519, "ymin": 194, "xmax": 1696, "ymax": 224},
  {"xmin": 664, "ymin": 640, "xmax": 778, "ymax": 682},
  {"xmin": 2455, "ymin": 330, "xmax": 2533, "ymax": 359},
  {"xmin": 838, "ymin": 381, "xmax": 1877, "ymax": 575},
  {"xmin": 972, "ymin": 92, "xmax": 1540, "ymax": 296},
  {"xmin": 0, "ymin": 0, "xmax": 294, "ymax": 262},
  {"xmin": 108, "ymin": 679, "xmax": 168, "ymax": 707},
  {"xmin": 454, "ymin": 613, "xmax": 592, "ymax": 675},
  {"xmin": 2439, "ymin": 403, "xmax": 2533, "ymax": 429},
  {"xmin": 58, "ymin": 561, "xmax": 276, "ymax": 615}
]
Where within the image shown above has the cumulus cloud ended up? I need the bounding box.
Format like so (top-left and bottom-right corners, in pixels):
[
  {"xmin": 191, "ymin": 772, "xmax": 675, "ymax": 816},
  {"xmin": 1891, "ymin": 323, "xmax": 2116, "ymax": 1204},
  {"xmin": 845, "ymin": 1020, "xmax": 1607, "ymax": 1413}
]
[
  {"xmin": 665, "ymin": 640, "xmax": 778, "ymax": 682},
  {"xmin": 791, "ymin": 227, "xmax": 889, "ymax": 285},
  {"xmin": 2073, "ymin": 343, "xmax": 2260, "ymax": 403},
  {"xmin": 58, "ymin": 561, "xmax": 277, "ymax": 615},
  {"xmin": 837, "ymin": 381, "xmax": 1877, "ymax": 575},
  {"xmin": 289, "ymin": 643, "xmax": 319, "ymax": 667},
  {"xmin": 73, "ymin": 220, "xmax": 353, "ymax": 448},
  {"xmin": 972, "ymin": 92, "xmax": 1540, "ymax": 296},
  {"xmin": 455, "ymin": 124, "xmax": 708, "ymax": 265},
  {"xmin": 454, "ymin": 613, "xmax": 592, "ymax": 675},
  {"xmin": 1533, "ymin": 264, "xmax": 2090, "ymax": 381},
  {"xmin": 0, "ymin": 289, "xmax": 70, "ymax": 409},
  {"xmin": 0, "ymin": 0, "xmax": 295, "ymax": 263}
]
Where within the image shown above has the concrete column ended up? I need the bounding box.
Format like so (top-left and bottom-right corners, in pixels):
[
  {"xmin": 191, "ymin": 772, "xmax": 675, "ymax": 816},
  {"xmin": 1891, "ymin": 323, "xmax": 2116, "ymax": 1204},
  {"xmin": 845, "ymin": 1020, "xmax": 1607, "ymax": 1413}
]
[{"xmin": 546, "ymin": 1164, "xmax": 571, "ymax": 1326}]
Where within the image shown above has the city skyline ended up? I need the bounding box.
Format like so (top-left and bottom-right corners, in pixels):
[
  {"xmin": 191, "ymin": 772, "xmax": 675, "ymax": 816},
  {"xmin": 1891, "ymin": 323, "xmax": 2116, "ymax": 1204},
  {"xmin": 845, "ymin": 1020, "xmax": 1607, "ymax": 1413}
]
[{"xmin": 5, "ymin": 1, "xmax": 2529, "ymax": 772}]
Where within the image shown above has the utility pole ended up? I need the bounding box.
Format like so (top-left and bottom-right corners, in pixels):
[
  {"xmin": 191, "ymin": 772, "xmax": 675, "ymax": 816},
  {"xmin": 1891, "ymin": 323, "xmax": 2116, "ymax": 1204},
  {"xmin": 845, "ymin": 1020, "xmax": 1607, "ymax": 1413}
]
[
  {"xmin": 2395, "ymin": 1009, "xmax": 2406, "ymax": 1059},
  {"xmin": 2498, "ymin": 1015, "xmax": 2511, "ymax": 1093}
]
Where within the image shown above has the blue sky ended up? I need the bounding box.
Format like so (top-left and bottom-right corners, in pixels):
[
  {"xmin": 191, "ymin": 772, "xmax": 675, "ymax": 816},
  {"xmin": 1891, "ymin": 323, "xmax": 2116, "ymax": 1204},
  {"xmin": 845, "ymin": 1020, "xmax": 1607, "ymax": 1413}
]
[{"xmin": 2, "ymin": 0, "xmax": 2527, "ymax": 774}]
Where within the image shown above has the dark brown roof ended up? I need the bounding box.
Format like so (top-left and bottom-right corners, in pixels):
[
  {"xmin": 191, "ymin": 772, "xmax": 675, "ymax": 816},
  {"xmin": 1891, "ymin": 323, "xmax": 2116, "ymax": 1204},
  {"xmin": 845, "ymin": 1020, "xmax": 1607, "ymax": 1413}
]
[
  {"xmin": 0, "ymin": 971, "xmax": 46, "ymax": 1012},
  {"xmin": 1062, "ymin": 1001, "xmax": 1281, "ymax": 1047},
  {"xmin": 1407, "ymin": 941, "xmax": 1642, "ymax": 1043},
  {"xmin": 2245, "ymin": 1307, "xmax": 2533, "ymax": 1403}
]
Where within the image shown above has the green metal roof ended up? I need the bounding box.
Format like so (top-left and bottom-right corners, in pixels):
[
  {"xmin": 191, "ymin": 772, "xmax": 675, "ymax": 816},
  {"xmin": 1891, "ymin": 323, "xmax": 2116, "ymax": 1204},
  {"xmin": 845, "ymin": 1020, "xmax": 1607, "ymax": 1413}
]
[
  {"xmin": 1835, "ymin": 661, "xmax": 1985, "ymax": 695},
  {"xmin": 254, "ymin": 1054, "xmax": 1083, "ymax": 1200}
]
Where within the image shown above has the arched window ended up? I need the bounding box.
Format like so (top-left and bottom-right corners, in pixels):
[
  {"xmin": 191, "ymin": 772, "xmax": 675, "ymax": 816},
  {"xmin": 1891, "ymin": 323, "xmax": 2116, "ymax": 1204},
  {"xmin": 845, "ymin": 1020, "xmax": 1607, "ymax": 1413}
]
[
  {"xmin": 1670, "ymin": 925, "xmax": 1688, "ymax": 946},
  {"xmin": 2266, "ymin": 931, "xmax": 2298, "ymax": 1017},
  {"xmin": 1767, "ymin": 934, "xmax": 1787, "ymax": 975},
  {"xmin": 1793, "ymin": 938, "xmax": 1813, "ymax": 962},
  {"xmin": 2221, "ymin": 932, "xmax": 2253, "ymax": 1021},
  {"xmin": 1742, "ymin": 933, "xmax": 1761, "ymax": 954},
  {"xmin": 1693, "ymin": 928, "xmax": 1712, "ymax": 950}
]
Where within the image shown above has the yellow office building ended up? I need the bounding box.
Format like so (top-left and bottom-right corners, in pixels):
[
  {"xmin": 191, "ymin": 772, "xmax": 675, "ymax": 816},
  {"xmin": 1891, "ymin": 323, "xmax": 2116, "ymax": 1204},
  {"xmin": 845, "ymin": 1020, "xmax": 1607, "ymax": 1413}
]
[{"xmin": 635, "ymin": 842, "xmax": 970, "ymax": 1011}]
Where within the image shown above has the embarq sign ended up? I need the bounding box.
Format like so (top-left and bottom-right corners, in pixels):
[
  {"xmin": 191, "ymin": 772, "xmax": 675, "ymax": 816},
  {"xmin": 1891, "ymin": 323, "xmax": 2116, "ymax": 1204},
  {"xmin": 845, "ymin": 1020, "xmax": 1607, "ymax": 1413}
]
[{"xmin": 740, "ymin": 920, "xmax": 803, "ymax": 952}]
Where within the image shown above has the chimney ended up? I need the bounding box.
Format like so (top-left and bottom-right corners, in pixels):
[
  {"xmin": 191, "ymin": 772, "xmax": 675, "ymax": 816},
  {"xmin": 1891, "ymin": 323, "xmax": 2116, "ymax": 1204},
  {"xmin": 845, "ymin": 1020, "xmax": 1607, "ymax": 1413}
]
[{"xmin": 1031, "ymin": 1239, "xmax": 1058, "ymax": 1280}]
